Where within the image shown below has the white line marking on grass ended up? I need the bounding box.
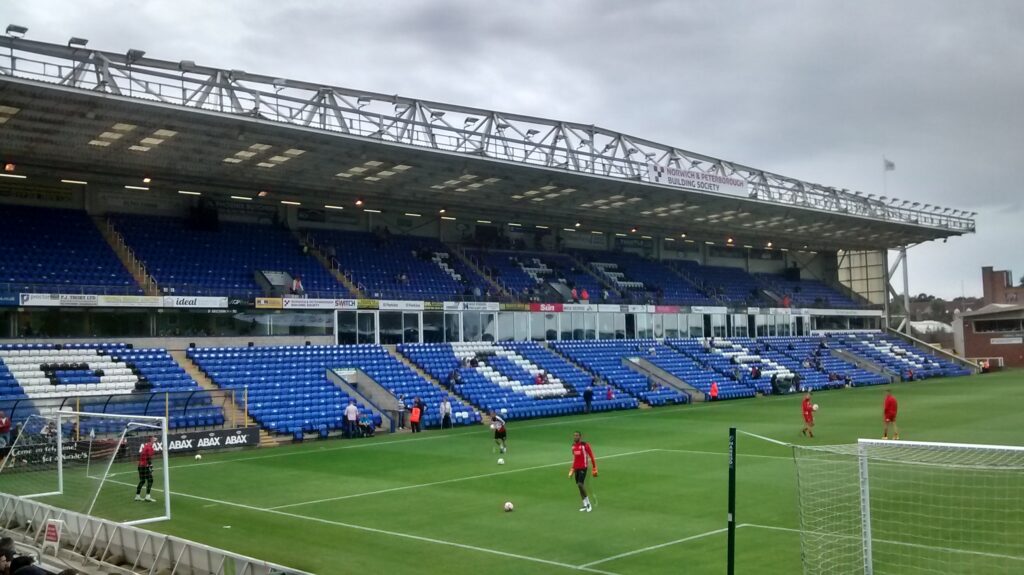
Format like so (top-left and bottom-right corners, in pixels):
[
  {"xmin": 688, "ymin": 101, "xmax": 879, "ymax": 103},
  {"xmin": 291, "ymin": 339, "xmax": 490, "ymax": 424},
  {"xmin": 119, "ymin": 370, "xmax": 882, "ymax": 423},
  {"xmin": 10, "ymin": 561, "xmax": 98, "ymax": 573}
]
[
  {"xmin": 579, "ymin": 527, "xmax": 729, "ymax": 567},
  {"xmin": 742, "ymin": 524, "xmax": 1024, "ymax": 564},
  {"xmin": 657, "ymin": 448, "xmax": 791, "ymax": 460},
  {"xmin": 105, "ymin": 478, "xmax": 622, "ymax": 575},
  {"xmin": 268, "ymin": 449, "xmax": 659, "ymax": 510}
]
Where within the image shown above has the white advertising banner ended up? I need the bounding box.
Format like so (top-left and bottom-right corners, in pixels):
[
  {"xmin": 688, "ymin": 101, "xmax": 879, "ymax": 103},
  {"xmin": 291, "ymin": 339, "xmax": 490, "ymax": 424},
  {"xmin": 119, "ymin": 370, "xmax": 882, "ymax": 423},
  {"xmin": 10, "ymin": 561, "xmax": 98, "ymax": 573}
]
[
  {"xmin": 379, "ymin": 300, "xmax": 425, "ymax": 311},
  {"xmin": 647, "ymin": 163, "xmax": 748, "ymax": 195},
  {"xmin": 690, "ymin": 306, "xmax": 729, "ymax": 314},
  {"xmin": 990, "ymin": 337, "xmax": 1023, "ymax": 345},
  {"xmin": 19, "ymin": 293, "xmax": 161, "ymax": 308},
  {"xmin": 282, "ymin": 298, "xmax": 339, "ymax": 310},
  {"xmin": 563, "ymin": 304, "xmax": 599, "ymax": 312},
  {"xmin": 443, "ymin": 301, "xmax": 500, "ymax": 312},
  {"xmin": 336, "ymin": 299, "xmax": 358, "ymax": 310},
  {"xmin": 162, "ymin": 296, "xmax": 229, "ymax": 309}
]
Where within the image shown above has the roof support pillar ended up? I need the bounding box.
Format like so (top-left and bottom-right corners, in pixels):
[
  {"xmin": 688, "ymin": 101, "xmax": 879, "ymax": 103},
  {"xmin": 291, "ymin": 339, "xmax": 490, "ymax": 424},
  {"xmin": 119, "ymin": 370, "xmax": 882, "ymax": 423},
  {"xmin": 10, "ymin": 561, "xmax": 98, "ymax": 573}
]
[{"xmin": 885, "ymin": 246, "xmax": 912, "ymax": 335}]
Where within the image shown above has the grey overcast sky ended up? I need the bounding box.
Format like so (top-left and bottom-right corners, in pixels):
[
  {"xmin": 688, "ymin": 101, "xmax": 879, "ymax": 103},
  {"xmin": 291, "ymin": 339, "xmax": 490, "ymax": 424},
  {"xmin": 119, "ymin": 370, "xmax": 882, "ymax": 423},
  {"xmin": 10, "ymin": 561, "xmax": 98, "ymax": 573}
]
[{"xmin": 7, "ymin": 1, "xmax": 1023, "ymax": 298}]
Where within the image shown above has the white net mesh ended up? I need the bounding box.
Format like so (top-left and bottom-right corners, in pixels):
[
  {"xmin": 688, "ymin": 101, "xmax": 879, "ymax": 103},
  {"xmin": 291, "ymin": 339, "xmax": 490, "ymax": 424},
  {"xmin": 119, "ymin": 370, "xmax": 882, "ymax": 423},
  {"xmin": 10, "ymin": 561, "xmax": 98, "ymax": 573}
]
[
  {"xmin": 0, "ymin": 411, "xmax": 169, "ymax": 524},
  {"xmin": 793, "ymin": 440, "xmax": 1024, "ymax": 575}
]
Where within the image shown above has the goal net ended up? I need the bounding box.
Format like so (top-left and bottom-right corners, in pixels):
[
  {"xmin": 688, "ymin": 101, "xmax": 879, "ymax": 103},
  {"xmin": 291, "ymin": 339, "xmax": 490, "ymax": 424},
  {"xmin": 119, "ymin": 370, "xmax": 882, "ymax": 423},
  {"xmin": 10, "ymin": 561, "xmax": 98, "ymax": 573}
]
[
  {"xmin": 0, "ymin": 411, "xmax": 170, "ymax": 526},
  {"xmin": 793, "ymin": 439, "xmax": 1024, "ymax": 575}
]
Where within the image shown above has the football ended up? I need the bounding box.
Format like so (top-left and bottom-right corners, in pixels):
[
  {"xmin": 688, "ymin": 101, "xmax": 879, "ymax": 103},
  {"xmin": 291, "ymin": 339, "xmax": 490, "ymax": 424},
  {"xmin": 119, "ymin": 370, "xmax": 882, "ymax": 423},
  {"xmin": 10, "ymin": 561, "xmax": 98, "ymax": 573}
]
[
  {"xmin": 195, "ymin": 453, "xmax": 203, "ymax": 460},
  {"xmin": 497, "ymin": 458, "xmax": 505, "ymax": 465},
  {"xmin": 504, "ymin": 501, "xmax": 514, "ymax": 512},
  {"xmin": 812, "ymin": 404, "xmax": 819, "ymax": 411}
]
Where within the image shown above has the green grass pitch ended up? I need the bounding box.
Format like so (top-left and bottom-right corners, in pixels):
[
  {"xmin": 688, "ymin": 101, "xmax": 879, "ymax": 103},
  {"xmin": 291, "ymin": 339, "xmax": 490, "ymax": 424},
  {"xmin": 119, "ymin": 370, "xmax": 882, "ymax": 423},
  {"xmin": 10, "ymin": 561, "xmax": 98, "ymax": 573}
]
[{"xmin": 26, "ymin": 372, "xmax": 1024, "ymax": 574}]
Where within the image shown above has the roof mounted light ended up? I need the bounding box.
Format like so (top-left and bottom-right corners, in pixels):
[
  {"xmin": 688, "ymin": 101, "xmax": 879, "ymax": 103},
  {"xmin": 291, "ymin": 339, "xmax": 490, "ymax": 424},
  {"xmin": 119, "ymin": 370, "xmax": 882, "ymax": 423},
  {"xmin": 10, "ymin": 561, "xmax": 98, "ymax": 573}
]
[
  {"xmin": 5, "ymin": 25, "xmax": 27, "ymax": 38},
  {"xmin": 68, "ymin": 37, "xmax": 88, "ymax": 48}
]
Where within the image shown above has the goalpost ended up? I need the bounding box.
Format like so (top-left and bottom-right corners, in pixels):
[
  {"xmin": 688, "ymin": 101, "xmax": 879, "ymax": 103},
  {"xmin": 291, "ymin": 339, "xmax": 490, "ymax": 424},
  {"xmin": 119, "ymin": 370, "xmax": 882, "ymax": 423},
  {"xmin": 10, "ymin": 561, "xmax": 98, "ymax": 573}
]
[
  {"xmin": 0, "ymin": 411, "xmax": 170, "ymax": 526},
  {"xmin": 791, "ymin": 438, "xmax": 1024, "ymax": 575}
]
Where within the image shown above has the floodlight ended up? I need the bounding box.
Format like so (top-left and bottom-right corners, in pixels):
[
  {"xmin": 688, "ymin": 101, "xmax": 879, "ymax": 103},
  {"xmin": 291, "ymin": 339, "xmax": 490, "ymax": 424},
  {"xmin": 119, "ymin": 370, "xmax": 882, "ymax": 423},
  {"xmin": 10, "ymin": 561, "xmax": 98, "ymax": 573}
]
[
  {"xmin": 179, "ymin": 60, "xmax": 197, "ymax": 72},
  {"xmin": 357, "ymin": 97, "xmax": 371, "ymax": 108},
  {"xmin": 126, "ymin": 49, "xmax": 146, "ymax": 62},
  {"xmin": 68, "ymin": 37, "xmax": 88, "ymax": 48},
  {"xmin": 5, "ymin": 25, "xmax": 27, "ymax": 38}
]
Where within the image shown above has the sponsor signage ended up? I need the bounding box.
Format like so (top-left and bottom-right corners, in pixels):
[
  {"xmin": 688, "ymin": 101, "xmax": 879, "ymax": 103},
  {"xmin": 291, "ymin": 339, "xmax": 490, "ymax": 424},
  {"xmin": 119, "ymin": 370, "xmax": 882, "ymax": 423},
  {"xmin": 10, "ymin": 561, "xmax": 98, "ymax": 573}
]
[
  {"xmin": 690, "ymin": 306, "xmax": 729, "ymax": 314},
  {"xmin": 0, "ymin": 294, "xmax": 18, "ymax": 307},
  {"xmin": 597, "ymin": 304, "xmax": 621, "ymax": 312},
  {"xmin": 990, "ymin": 337, "xmax": 1023, "ymax": 345},
  {"xmin": 162, "ymin": 296, "xmax": 229, "ymax": 309},
  {"xmin": 357, "ymin": 298, "xmax": 380, "ymax": 309},
  {"xmin": 443, "ymin": 301, "xmax": 500, "ymax": 312},
  {"xmin": 423, "ymin": 301, "xmax": 444, "ymax": 311},
  {"xmin": 282, "ymin": 298, "xmax": 338, "ymax": 310},
  {"xmin": 530, "ymin": 303, "xmax": 564, "ymax": 312},
  {"xmin": 655, "ymin": 305, "xmax": 682, "ymax": 313},
  {"xmin": 18, "ymin": 293, "xmax": 162, "ymax": 308},
  {"xmin": 563, "ymin": 303, "xmax": 599, "ymax": 312},
  {"xmin": 337, "ymin": 299, "xmax": 358, "ymax": 310},
  {"xmin": 255, "ymin": 297, "xmax": 283, "ymax": 309},
  {"xmin": 647, "ymin": 163, "xmax": 748, "ymax": 195},
  {"xmin": 619, "ymin": 304, "xmax": 650, "ymax": 313},
  {"xmin": 129, "ymin": 427, "xmax": 261, "ymax": 454},
  {"xmin": 379, "ymin": 300, "xmax": 425, "ymax": 311},
  {"xmin": 799, "ymin": 308, "xmax": 883, "ymax": 317},
  {"xmin": 499, "ymin": 302, "xmax": 530, "ymax": 311}
]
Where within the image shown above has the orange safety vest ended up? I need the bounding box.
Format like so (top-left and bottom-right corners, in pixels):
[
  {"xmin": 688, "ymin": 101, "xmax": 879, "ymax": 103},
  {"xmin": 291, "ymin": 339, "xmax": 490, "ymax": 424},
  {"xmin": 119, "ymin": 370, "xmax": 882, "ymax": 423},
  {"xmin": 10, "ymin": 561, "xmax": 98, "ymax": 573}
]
[{"xmin": 410, "ymin": 406, "xmax": 422, "ymax": 423}]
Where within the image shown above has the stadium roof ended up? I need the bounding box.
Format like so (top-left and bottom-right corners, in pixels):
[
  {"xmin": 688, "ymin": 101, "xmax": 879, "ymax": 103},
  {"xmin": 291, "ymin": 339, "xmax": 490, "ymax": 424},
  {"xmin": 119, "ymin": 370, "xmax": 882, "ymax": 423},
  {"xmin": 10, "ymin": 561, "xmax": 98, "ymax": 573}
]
[{"xmin": 0, "ymin": 32, "xmax": 976, "ymax": 252}]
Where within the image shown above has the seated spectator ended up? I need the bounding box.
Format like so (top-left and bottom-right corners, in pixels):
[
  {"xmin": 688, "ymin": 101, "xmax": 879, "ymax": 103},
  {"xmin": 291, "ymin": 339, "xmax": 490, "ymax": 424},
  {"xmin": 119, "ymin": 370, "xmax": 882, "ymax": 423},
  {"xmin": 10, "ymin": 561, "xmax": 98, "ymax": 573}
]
[
  {"xmin": 580, "ymin": 288, "xmax": 590, "ymax": 302},
  {"xmin": 290, "ymin": 275, "xmax": 305, "ymax": 297},
  {"xmin": 602, "ymin": 289, "xmax": 609, "ymax": 301},
  {"xmin": 358, "ymin": 413, "xmax": 375, "ymax": 437},
  {"xmin": 534, "ymin": 372, "xmax": 545, "ymax": 386},
  {"xmin": 469, "ymin": 357, "xmax": 479, "ymax": 368}
]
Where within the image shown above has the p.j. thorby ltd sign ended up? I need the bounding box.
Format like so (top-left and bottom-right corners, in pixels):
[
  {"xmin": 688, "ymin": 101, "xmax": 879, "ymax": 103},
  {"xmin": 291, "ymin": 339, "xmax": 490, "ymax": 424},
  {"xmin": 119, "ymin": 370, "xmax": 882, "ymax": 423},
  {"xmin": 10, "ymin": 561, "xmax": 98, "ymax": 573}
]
[{"xmin": 647, "ymin": 163, "xmax": 748, "ymax": 195}]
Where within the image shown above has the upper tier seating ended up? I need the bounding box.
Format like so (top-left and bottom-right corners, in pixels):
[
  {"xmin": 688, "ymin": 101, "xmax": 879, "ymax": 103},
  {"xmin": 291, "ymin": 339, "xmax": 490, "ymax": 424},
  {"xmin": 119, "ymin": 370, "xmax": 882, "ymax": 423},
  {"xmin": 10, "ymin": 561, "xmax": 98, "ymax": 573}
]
[
  {"xmin": 189, "ymin": 345, "xmax": 478, "ymax": 438},
  {"xmin": 111, "ymin": 214, "xmax": 339, "ymax": 298},
  {"xmin": 664, "ymin": 338, "xmax": 783, "ymax": 396},
  {"xmin": 313, "ymin": 230, "xmax": 488, "ymax": 301},
  {"xmin": 672, "ymin": 261, "xmax": 768, "ymax": 306},
  {"xmin": 0, "ymin": 205, "xmax": 139, "ymax": 295},
  {"xmin": 573, "ymin": 251, "xmax": 714, "ymax": 306},
  {"xmin": 755, "ymin": 274, "xmax": 862, "ymax": 308},
  {"xmin": 550, "ymin": 340, "xmax": 689, "ymax": 405}
]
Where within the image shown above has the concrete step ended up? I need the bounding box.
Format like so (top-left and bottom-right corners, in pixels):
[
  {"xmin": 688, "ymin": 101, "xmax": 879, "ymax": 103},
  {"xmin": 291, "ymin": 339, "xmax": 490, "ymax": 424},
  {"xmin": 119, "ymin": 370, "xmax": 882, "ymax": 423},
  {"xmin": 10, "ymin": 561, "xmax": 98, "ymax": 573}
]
[{"xmin": 93, "ymin": 216, "xmax": 159, "ymax": 296}]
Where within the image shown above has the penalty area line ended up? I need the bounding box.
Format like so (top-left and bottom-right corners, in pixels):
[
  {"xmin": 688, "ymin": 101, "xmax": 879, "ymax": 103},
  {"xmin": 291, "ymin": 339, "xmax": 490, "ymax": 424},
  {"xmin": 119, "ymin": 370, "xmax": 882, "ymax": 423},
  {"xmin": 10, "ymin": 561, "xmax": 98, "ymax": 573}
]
[{"xmin": 580, "ymin": 527, "xmax": 730, "ymax": 567}]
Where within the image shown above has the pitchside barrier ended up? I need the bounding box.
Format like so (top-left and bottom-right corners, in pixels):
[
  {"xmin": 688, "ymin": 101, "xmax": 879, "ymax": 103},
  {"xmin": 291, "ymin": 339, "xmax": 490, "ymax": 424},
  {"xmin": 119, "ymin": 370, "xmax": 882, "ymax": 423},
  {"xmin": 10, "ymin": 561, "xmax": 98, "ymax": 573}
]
[{"xmin": 0, "ymin": 492, "xmax": 311, "ymax": 575}]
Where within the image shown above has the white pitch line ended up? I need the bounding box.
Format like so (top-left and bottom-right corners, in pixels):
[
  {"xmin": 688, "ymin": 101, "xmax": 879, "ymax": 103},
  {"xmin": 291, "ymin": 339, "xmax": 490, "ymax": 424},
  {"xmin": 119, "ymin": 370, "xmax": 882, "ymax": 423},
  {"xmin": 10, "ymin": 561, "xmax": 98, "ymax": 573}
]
[
  {"xmin": 579, "ymin": 527, "xmax": 730, "ymax": 567},
  {"xmin": 657, "ymin": 448, "xmax": 791, "ymax": 460},
  {"xmin": 106, "ymin": 478, "xmax": 622, "ymax": 575},
  {"xmin": 742, "ymin": 524, "xmax": 1024, "ymax": 564},
  {"xmin": 269, "ymin": 449, "xmax": 659, "ymax": 510}
]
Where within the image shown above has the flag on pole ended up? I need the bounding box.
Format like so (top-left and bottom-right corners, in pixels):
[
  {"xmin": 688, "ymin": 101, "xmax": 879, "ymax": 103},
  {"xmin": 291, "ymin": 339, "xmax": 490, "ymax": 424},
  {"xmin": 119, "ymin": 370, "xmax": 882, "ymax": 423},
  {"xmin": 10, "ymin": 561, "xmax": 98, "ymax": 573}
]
[{"xmin": 883, "ymin": 158, "xmax": 895, "ymax": 171}]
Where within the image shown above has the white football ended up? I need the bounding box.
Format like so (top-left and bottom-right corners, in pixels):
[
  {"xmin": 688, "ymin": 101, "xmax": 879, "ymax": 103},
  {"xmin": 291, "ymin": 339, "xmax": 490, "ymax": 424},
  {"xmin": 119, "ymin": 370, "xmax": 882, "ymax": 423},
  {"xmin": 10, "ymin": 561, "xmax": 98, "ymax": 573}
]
[
  {"xmin": 490, "ymin": 423, "xmax": 497, "ymax": 430},
  {"xmin": 497, "ymin": 458, "xmax": 505, "ymax": 465},
  {"xmin": 812, "ymin": 404, "xmax": 819, "ymax": 411},
  {"xmin": 195, "ymin": 453, "xmax": 203, "ymax": 460},
  {"xmin": 504, "ymin": 501, "xmax": 514, "ymax": 512}
]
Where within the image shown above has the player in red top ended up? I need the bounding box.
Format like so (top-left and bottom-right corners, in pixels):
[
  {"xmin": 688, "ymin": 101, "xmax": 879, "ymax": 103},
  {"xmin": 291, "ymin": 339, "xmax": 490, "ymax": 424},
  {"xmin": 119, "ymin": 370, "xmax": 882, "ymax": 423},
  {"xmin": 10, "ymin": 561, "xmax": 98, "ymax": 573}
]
[
  {"xmin": 883, "ymin": 389, "xmax": 899, "ymax": 440},
  {"xmin": 801, "ymin": 393, "xmax": 815, "ymax": 438},
  {"xmin": 568, "ymin": 431, "xmax": 598, "ymax": 512},
  {"xmin": 135, "ymin": 436, "xmax": 157, "ymax": 502}
]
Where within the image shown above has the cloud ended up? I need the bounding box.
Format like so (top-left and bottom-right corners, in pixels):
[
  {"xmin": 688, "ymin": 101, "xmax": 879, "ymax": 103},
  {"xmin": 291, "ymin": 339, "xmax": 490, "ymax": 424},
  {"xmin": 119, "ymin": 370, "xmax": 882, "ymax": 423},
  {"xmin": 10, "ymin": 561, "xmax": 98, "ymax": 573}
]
[{"xmin": 6, "ymin": 0, "xmax": 1023, "ymax": 298}]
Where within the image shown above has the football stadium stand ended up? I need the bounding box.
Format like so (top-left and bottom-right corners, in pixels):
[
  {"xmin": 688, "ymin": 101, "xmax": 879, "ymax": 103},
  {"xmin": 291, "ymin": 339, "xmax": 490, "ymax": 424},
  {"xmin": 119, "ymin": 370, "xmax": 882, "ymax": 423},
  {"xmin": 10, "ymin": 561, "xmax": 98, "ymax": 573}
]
[
  {"xmin": 188, "ymin": 344, "xmax": 478, "ymax": 438},
  {"xmin": 831, "ymin": 333, "xmax": 972, "ymax": 379},
  {"xmin": 549, "ymin": 340, "xmax": 690, "ymax": 405},
  {"xmin": 0, "ymin": 343, "xmax": 224, "ymax": 433},
  {"xmin": 0, "ymin": 206, "xmax": 140, "ymax": 296},
  {"xmin": 755, "ymin": 273, "xmax": 863, "ymax": 308},
  {"xmin": 398, "ymin": 342, "xmax": 638, "ymax": 419},
  {"xmin": 310, "ymin": 230, "xmax": 488, "ymax": 300},
  {"xmin": 110, "ymin": 214, "xmax": 340, "ymax": 298}
]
